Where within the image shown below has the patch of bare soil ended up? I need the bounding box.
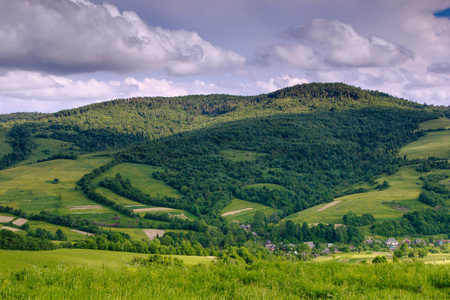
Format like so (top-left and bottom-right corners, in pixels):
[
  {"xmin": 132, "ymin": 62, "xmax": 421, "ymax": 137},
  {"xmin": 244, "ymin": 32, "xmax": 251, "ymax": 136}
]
[
  {"xmin": 0, "ymin": 216, "xmax": 14, "ymax": 223},
  {"xmin": 143, "ymin": 229, "xmax": 165, "ymax": 240},
  {"xmin": 12, "ymin": 218, "xmax": 28, "ymax": 226},
  {"xmin": 70, "ymin": 229, "xmax": 94, "ymax": 236},
  {"xmin": 221, "ymin": 208, "xmax": 253, "ymax": 216},
  {"xmin": 393, "ymin": 205, "xmax": 409, "ymax": 212},
  {"xmin": 1, "ymin": 226, "xmax": 21, "ymax": 232},
  {"xmin": 316, "ymin": 200, "xmax": 342, "ymax": 212}
]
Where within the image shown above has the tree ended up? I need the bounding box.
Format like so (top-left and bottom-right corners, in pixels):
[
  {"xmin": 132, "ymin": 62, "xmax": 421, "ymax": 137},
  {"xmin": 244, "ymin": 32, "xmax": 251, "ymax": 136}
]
[
  {"xmin": 372, "ymin": 255, "xmax": 387, "ymax": 264},
  {"xmin": 394, "ymin": 249, "xmax": 403, "ymax": 259}
]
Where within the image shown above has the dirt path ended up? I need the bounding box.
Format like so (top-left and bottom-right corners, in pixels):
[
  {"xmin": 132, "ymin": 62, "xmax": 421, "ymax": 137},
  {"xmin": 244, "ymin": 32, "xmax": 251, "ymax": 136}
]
[
  {"xmin": 221, "ymin": 208, "xmax": 253, "ymax": 217},
  {"xmin": 12, "ymin": 218, "xmax": 28, "ymax": 226},
  {"xmin": 316, "ymin": 200, "xmax": 342, "ymax": 212},
  {"xmin": 69, "ymin": 205, "xmax": 103, "ymax": 210},
  {"xmin": 143, "ymin": 229, "xmax": 165, "ymax": 240},
  {"xmin": 133, "ymin": 207, "xmax": 175, "ymax": 213},
  {"xmin": 0, "ymin": 216, "xmax": 14, "ymax": 223},
  {"xmin": 70, "ymin": 229, "xmax": 94, "ymax": 236}
]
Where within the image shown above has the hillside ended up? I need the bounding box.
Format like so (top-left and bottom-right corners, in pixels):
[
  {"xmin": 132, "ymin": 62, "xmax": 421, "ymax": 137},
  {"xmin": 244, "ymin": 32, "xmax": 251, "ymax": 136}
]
[
  {"xmin": 0, "ymin": 83, "xmax": 449, "ymax": 262},
  {"xmin": 1, "ymin": 83, "xmax": 447, "ymax": 169}
]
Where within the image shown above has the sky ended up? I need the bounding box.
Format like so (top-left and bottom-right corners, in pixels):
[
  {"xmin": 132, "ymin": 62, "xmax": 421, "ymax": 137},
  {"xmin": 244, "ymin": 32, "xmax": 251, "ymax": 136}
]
[{"xmin": 0, "ymin": 0, "xmax": 450, "ymax": 113}]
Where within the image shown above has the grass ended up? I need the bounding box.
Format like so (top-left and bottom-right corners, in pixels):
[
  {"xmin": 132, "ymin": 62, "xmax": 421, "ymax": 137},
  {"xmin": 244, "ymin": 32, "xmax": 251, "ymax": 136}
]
[
  {"xmin": 26, "ymin": 220, "xmax": 90, "ymax": 242},
  {"xmin": 0, "ymin": 249, "xmax": 215, "ymax": 276},
  {"xmin": 1, "ymin": 254, "xmax": 449, "ymax": 299},
  {"xmin": 0, "ymin": 158, "xmax": 111, "ymax": 213},
  {"xmin": 93, "ymin": 163, "xmax": 181, "ymax": 199},
  {"xmin": 419, "ymin": 117, "xmax": 450, "ymax": 130},
  {"xmin": 0, "ymin": 130, "xmax": 12, "ymax": 157},
  {"xmin": 16, "ymin": 138, "xmax": 79, "ymax": 167},
  {"xmin": 221, "ymin": 198, "xmax": 279, "ymax": 223},
  {"xmin": 399, "ymin": 130, "xmax": 450, "ymax": 159},
  {"xmin": 285, "ymin": 166, "xmax": 430, "ymax": 224}
]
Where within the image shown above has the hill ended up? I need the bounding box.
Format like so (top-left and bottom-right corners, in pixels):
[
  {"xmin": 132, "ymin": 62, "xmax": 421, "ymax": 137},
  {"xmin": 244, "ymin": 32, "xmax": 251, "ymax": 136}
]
[{"xmin": 1, "ymin": 82, "xmax": 449, "ymax": 261}]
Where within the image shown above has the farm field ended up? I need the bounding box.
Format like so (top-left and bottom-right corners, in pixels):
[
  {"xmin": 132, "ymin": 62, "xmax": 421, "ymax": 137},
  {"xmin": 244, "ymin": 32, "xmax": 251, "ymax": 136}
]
[
  {"xmin": 93, "ymin": 162, "xmax": 182, "ymax": 198},
  {"xmin": 315, "ymin": 251, "xmax": 450, "ymax": 265},
  {"xmin": 0, "ymin": 157, "xmax": 111, "ymax": 213},
  {"xmin": 285, "ymin": 166, "xmax": 431, "ymax": 224},
  {"xmin": 221, "ymin": 198, "xmax": 279, "ymax": 223},
  {"xmin": 0, "ymin": 249, "xmax": 216, "ymax": 276}
]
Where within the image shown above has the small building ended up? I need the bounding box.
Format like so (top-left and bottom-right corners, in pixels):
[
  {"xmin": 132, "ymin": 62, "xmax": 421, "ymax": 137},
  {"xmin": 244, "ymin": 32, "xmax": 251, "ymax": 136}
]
[
  {"xmin": 403, "ymin": 238, "xmax": 411, "ymax": 245},
  {"xmin": 304, "ymin": 241, "xmax": 315, "ymax": 249},
  {"xmin": 414, "ymin": 239, "xmax": 427, "ymax": 246},
  {"xmin": 321, "ymin": 248, "xmax": 332, "ymax": 255},
  {"xmin": 385, "ymin": 238, "xmax": 399, "ymax": 250}
]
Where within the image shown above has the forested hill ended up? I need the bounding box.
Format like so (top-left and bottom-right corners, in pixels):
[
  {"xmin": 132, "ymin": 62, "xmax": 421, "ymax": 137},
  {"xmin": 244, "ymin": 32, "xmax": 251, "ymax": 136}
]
[
  {"xmin": 0, "ymin": 83, "xmax": 448, "ymax": 170},
  {"xmin": 119, "ymin": 107, "xmax": 438, "ymax": 219}
]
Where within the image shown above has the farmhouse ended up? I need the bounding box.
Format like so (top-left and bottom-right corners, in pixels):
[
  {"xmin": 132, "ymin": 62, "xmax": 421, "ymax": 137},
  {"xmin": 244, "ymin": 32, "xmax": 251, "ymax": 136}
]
[
  {"xmin": 304, "ymin": 241, "xmax": 315, "ymax": 249},
  {"xmin": 385, "ymin": 238, "xmax": 399, "ymax": 250},
  {"xmin": 414, "ymin": 239, "xmax": 427, "ymax": 246}
]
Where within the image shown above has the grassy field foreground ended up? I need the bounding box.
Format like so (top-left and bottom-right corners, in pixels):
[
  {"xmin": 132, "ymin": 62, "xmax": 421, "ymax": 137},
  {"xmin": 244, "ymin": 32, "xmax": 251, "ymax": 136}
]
[{"xmin": 0, "ymin": 257, "xmax": 449, "ymax": 299}]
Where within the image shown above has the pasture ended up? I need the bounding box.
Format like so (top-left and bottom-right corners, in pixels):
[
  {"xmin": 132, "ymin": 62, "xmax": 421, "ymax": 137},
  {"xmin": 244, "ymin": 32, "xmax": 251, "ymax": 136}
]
[
  {"xmin": 286, "ymin": 166, "xmax": 430, "ymax": 224},
  {"xmin": 93, "ymin": 163, "xmax": 182, "ymax": 199},
  {"xmin": 0, "ymin": 158, "xmax": 110, "ymax": 213},
  {"xmin": 0, "ymin": 249, "xmax": 216, "ymax": 277},
  {"xmin": 220, "ymin": 149, "xmax": 267, "ymax": 162},
  {"xmin": 399, "ymin": 130, "xmax": 450, "ymax": 159}
]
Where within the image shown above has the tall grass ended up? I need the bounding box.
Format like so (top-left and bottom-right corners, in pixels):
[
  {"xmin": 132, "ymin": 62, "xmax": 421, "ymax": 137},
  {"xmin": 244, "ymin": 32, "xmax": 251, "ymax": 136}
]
[{"xmin": 1, "ymin": 260, "xmax": 449, "ymax": 299}]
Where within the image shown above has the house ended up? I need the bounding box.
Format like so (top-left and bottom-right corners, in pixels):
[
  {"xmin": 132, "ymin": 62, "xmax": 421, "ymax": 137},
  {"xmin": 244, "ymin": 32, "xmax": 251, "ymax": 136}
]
[
  {"xmin": 385, "ymin": 238, "xmax": 399, "ymax": 250},
  {"xmin": 321, "ymin": 248, "xmax": 332, "ymax": 255},
  {"xmin": 414, "ymin": 239, "xmax": 426, "ymax": 246},
  {"xmin": 403, "ymin": 238, "xmax": 411, "ymax": 245},
  {"xmin": 240, "ymin": 224, "xmax": 252, "ymax": 231},
  {"xmin": 251, "ymin": 232, "xmax": 258, "ymax": 237},
  {"xmin": 304, "ymin": 241, "xmax": 315, "ymax": 249}
]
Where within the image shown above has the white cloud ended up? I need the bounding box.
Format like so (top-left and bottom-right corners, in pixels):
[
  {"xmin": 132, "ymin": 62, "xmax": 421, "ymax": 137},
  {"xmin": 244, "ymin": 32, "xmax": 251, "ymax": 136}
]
[
  {"xmin": 0, "ymin": 0, "xmax": 245, "ymax": 75},
  {"xmin": 273, "ymin": 19, "xmax": 413, "ymax": 69},
  {"xmin": 0, "ymin": 71, "xmax": 191, "ymax": 113},
  {"xmin": 255, "ymin": 75, "xmax": 309, "ymax": 92}
]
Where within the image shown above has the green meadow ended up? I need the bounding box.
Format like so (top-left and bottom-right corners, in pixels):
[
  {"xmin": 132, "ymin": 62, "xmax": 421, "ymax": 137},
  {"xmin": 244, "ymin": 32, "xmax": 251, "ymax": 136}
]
[
  {"xmin": 221, "ymin": 198, "xmax": 279, "ymax": 223},
  {"xmin": 93, "ymin": 162, "xmax": 182, "ymax": 198},
  {"xmin": 286, "ymin": 166, "xmax": 431, "ymax": 224},
  {"xmin": 16, "ymin": 138, "xmax": 79, "ymax": 167},
  {"xmin": 418, "ymin": 117, "xmax": 450, "ymax": 130},
  {"xmin": 1, "ymin": 255, "xmax": 449, "ymax": 299},
  {"xmin": 399, "ymin": 130, "xmax": 450, "ymax": 159},
  {"xmin": 0, "ymin": 249, "xmax": 216, "ymax": 276},
  {"xmin": 0, "ymin": 158, "xmax": 110, "ymax": 213}
]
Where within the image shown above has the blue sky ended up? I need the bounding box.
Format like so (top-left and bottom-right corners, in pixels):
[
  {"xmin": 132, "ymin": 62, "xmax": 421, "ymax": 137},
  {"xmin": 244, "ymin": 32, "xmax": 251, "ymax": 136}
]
[{"xmin": 0, "ymin": 0, "xmax": 449, "ymax": 113}]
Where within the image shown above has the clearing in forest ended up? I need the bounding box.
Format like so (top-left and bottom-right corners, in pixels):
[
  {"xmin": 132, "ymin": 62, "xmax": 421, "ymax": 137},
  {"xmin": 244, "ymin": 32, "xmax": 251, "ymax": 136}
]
[{"xmin": 143, "ymin": 229, "xmax": 165, "ymax": 240}]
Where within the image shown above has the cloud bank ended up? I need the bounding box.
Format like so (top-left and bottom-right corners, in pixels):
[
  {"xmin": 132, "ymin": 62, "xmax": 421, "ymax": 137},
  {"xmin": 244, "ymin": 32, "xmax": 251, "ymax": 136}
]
[{"xmin": 0, "ymin": 0, "xmax": 245, "ymax": 75}]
